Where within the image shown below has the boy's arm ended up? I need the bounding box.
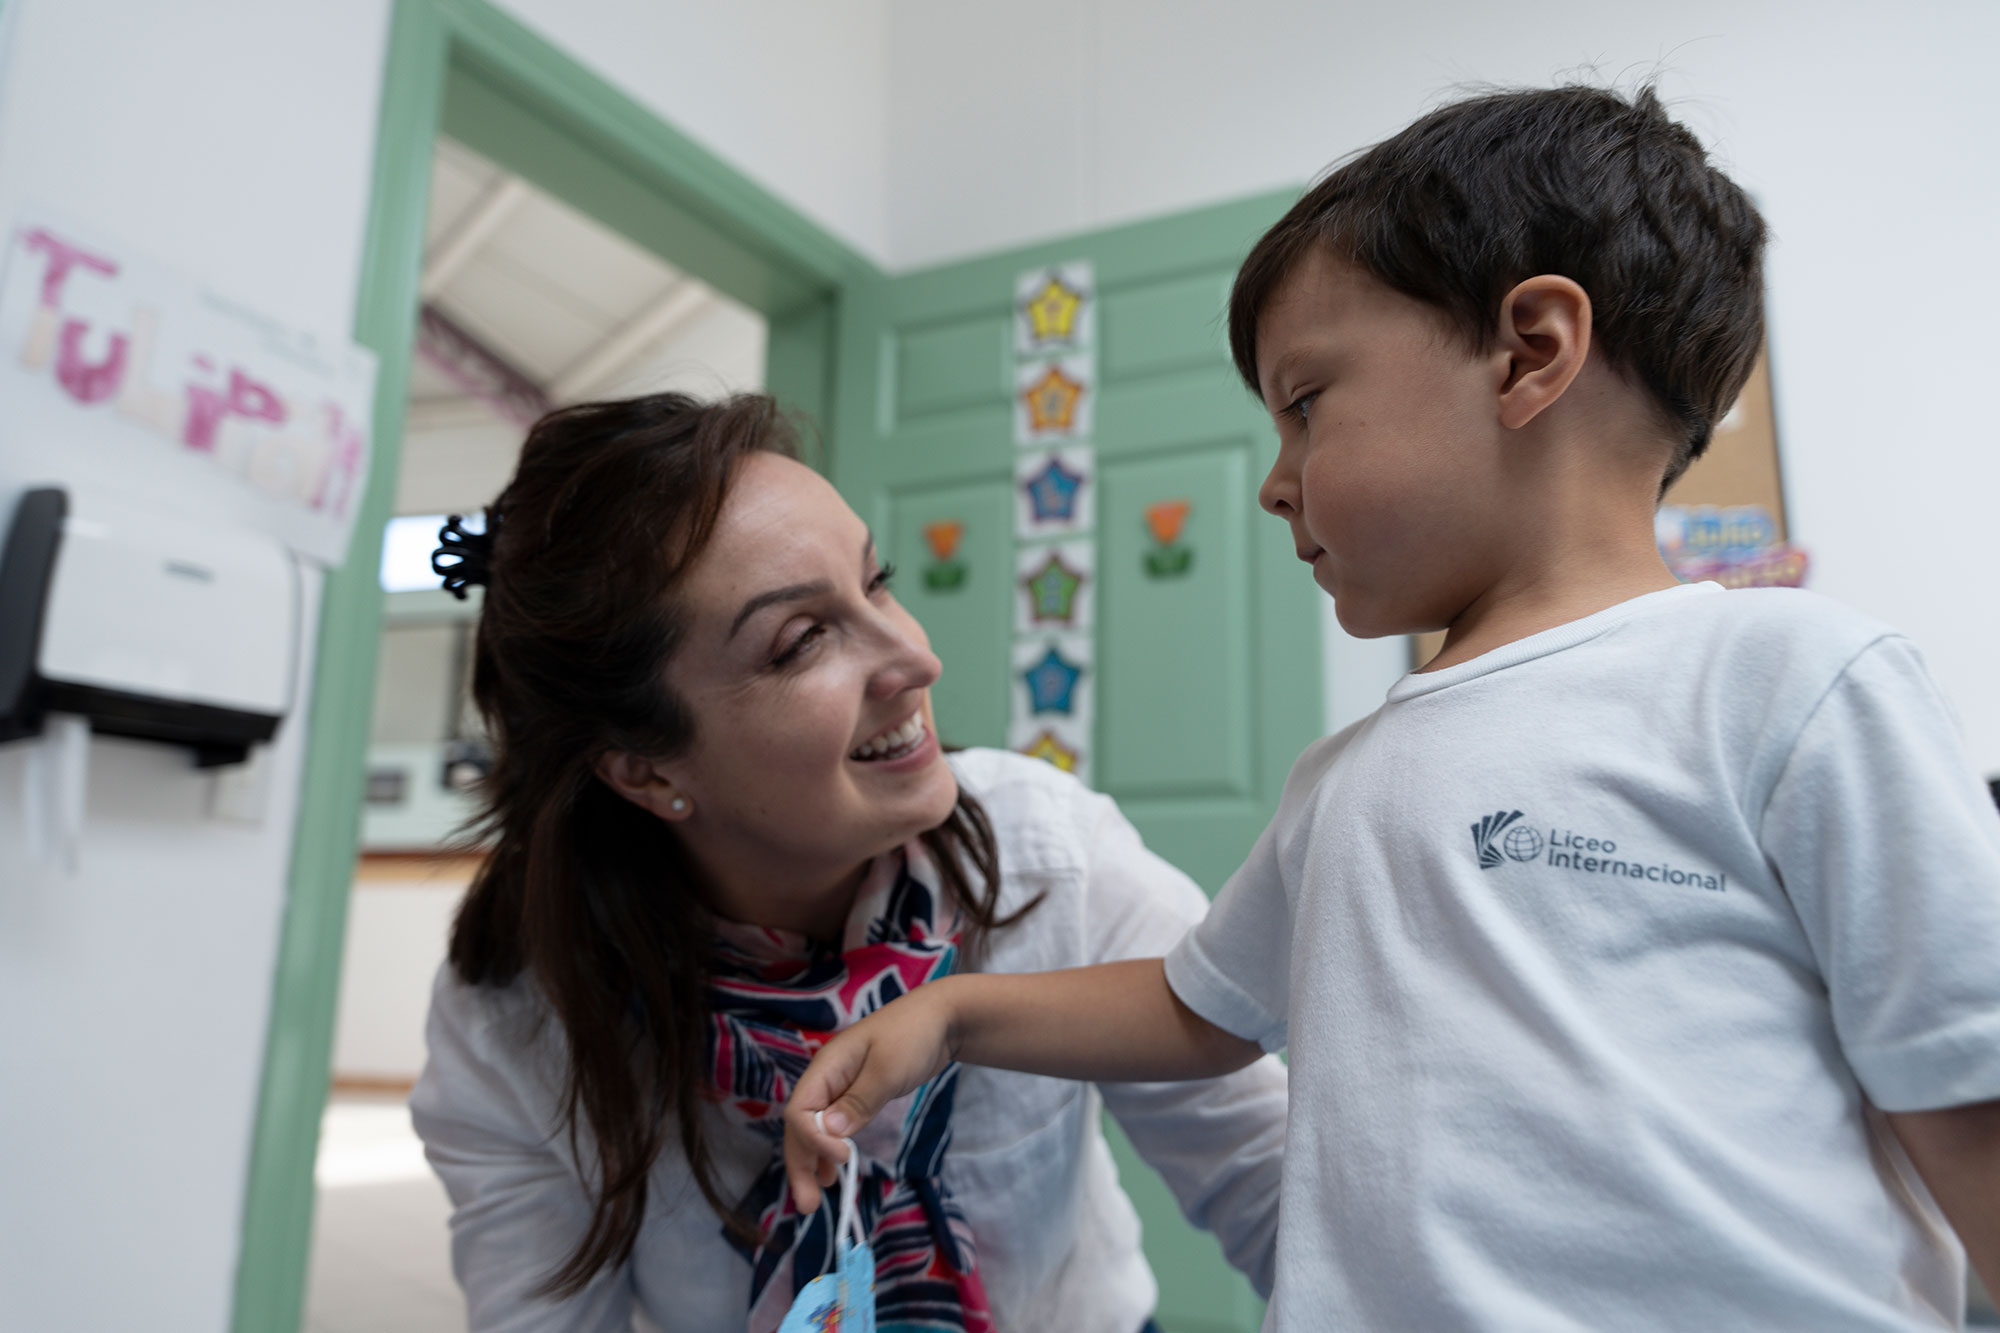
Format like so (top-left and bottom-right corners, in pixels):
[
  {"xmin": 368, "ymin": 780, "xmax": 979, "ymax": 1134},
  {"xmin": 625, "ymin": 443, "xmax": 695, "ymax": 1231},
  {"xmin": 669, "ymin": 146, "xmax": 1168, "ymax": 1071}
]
[
  {"xmin": 1886, "ymin": 1100, "xmax": 2000, "ymax": 1297},
  {"xmin": 782, "ymin": 958, "xmax": 1259, "ymax": 1211}
]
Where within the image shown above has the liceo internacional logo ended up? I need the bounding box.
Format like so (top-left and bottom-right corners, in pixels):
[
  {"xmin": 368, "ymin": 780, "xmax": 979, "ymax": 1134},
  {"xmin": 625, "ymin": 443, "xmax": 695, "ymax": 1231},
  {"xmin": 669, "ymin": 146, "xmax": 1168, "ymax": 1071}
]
[
  {"xmin": 1471, "ymin": 810, "xmax": 1545, "ymax": 868},
  {"xmin": 1468, "ymin": 809, "xmax": 1727, "ymax": 892}
]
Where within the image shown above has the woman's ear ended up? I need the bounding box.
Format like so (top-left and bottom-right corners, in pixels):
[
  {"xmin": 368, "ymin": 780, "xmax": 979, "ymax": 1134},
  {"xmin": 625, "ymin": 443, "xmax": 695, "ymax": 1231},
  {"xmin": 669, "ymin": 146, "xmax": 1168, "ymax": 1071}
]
[
  {"xmin": 593, "ymin": 750, "xmax": 694, "ymax": 822},
  {"xmin": 1494, "ymin": 274, "xmax": 1592, "ymax": 430}
]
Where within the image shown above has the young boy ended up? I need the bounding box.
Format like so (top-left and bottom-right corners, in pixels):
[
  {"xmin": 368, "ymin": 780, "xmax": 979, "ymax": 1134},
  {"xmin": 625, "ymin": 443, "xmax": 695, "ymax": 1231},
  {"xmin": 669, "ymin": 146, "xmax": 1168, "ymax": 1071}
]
[{"xmin": 785, "ymin": 86, "xmax": 2000, "ymax": 1328}]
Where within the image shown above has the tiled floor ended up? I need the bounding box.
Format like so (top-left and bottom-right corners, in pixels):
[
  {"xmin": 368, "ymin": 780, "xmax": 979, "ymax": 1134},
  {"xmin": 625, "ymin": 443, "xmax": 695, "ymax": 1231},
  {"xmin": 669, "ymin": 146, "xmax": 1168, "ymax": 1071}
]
[{"xmin": 303, "ymin": 1092, "xmax": 465, "ymax": 1333}]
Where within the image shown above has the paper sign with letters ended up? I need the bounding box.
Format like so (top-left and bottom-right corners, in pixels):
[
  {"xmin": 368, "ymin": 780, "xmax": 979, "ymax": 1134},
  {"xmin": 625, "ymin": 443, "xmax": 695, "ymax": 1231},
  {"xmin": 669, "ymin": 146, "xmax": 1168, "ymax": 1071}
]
[{"xmin": 0, "ymin": 211, "xmax": 378, "ymax": 567}]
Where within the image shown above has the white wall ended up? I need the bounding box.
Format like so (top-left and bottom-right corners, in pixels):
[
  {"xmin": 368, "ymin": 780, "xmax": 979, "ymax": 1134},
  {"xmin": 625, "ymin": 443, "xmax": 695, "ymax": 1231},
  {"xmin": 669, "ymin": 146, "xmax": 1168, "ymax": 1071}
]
[
  {"xmin": 885, "ymin": 0, "xmax": 2000, "ymax": 772},
  {"xmin": 0, "ymin": 2, "xmax": 391, "ymax": 1330},
  {"xmin": 493, "ymin": 0, "xmax": 892, "ymax": 264}
]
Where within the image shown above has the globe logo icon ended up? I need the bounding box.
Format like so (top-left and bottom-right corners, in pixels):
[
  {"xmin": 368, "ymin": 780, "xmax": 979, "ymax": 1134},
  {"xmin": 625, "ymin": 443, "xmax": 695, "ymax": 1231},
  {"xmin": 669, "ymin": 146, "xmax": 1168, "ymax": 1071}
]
[{"xmin": 1503, "ymin": 824, "xmax": 1545, "ymax": 863}]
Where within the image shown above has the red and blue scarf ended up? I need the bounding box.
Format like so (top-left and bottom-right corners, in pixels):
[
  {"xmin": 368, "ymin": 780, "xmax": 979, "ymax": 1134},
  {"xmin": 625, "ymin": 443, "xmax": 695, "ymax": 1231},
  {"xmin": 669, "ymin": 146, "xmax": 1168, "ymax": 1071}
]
[{"xmin": 707, "ymin": 842, "xmax": 995, "ymax": 1333}]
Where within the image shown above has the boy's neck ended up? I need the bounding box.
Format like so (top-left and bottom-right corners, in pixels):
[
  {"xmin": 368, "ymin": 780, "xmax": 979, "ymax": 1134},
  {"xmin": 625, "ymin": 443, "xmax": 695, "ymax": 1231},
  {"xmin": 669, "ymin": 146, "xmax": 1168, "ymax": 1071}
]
[{"xmin": 1419, "ymin": 451, "xmax": 1682, "ymax": 673}]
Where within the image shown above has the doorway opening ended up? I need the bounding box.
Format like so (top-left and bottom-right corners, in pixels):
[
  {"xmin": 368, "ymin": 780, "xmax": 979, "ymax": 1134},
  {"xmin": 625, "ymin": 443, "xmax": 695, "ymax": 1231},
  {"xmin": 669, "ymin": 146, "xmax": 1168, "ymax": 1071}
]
[
  {"xmin": 304, "ymin": 135, "xmax": 768, "ymax": 1331},
  {"xmin": 234, "ymin": 6, "xmax": 867, "ymax": 1330}
]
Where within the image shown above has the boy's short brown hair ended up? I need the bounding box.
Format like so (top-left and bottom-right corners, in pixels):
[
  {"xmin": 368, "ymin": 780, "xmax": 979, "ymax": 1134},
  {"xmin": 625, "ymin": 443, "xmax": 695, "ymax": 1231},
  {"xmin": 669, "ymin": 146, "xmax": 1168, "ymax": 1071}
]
[{"xmin": 1229, "ymin": 85, "xmax": 1767, "ymax": 486}]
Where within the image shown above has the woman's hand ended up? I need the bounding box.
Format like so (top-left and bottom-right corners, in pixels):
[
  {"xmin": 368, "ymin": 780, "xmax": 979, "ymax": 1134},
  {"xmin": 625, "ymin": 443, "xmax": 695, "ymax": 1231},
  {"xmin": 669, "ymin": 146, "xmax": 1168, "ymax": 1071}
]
[{"xmin": 782, "ymin": 979, "xmax": 961, "ymax": 1213}]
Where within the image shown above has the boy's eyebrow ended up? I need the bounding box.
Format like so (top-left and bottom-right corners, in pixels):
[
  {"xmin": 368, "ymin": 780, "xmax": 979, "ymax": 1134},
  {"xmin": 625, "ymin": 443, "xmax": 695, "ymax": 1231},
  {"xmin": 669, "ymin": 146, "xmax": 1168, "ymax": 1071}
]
[{"xmin": 1261, "ymin": 349, "xmax": 1309, "ymax": 406}]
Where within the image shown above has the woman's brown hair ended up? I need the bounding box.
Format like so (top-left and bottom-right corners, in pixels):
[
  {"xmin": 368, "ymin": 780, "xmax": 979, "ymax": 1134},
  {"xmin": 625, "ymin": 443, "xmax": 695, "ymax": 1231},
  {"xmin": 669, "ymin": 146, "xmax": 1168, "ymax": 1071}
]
[{"xmin": 445, "ymin": 392, "xmax": 1012, "ymax": 1297}]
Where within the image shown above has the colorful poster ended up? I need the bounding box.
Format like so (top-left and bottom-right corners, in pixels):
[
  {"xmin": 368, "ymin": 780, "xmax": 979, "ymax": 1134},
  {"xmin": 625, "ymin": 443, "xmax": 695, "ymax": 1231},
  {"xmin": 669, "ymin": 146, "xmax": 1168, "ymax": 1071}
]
[
  {"xmin": 1015, "ymin": 446, "xmax": 1095, "ymax": 540},
  {"xmin": 1655, "ymin": 504, "xmax": 1808, "ymax": 588},
  {"xmin": 0, "ymin": 210, "xmax": 378, "ymax": 567},
  {"xmin": 1015, "ymin": 539, "xmax": 1095, "ymax": 634},
  {"xmin": 1015, "ymin": 262, "xmax": 1095, "ymax": 358},
  {"xmin": 1014, "ymin": 356, "xmax": 1095, "ymax": 446}
]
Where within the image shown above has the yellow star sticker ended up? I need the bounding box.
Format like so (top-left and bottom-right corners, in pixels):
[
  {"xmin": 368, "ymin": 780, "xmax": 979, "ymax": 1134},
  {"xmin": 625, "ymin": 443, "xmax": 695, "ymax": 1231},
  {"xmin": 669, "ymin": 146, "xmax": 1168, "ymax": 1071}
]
[
  {"xmin": 1021, "ymin": 728, "xmax": 1080, "ymax": 773},
  {"xmin": 1021, "ymin": 363, "xmax": 1085, "ymax": 434},
  {"xmin": 1024, "ymin": 274, "xmax": 1084, "ymax": 344}
]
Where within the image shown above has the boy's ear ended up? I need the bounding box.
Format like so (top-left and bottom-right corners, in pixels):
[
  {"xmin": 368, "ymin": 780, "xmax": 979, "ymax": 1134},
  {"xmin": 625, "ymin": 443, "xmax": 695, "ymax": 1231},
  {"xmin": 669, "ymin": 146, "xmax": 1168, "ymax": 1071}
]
[
  {"xmin": 1493, "ymin": 274, "xmax": 1592, "ymax": 430},
  {"xmin": 593, "ymin": 750, "xmax": 694, "ymax": 822}
]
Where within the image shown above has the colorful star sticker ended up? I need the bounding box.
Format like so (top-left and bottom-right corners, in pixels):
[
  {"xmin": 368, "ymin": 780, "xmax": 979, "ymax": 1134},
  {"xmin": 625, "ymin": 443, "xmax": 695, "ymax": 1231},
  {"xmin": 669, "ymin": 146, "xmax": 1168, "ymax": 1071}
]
[
  {"xmin": 923, "ymin": 519, "xmax": 964, "ymax": 562},
  {"xmin": 1022, "ymin": 551, "xmax": 1085, "ymax": 624},
  {"xmin": 1144, "ymin": 499, "xmax": 1192, "ymax": 546},
  {"xmin": 1021, "ymin": 363, "xmax": 1086, "ymax": 434},
  {"xmin": 1022, "ymin": 454, "xmax": 1085, "ymax": 523},
  {"xmin": 1023, "ymin": 273, "xmax": 1085, "ymax": 344},
  {"xmin": 1020, "ymin": 728, "xmax": 1081, "ymax": 773},
  {"xmin": 1022, "ymin": 645, "xmax": 1084, "ymax": 714}
]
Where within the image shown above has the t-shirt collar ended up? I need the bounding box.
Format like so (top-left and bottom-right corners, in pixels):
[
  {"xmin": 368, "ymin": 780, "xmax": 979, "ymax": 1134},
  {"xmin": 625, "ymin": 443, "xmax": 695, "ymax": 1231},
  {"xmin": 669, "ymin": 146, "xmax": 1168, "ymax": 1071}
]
[{"xmin": 1385, "ymin": 581, "xmax": 1724, "ymax": 703}]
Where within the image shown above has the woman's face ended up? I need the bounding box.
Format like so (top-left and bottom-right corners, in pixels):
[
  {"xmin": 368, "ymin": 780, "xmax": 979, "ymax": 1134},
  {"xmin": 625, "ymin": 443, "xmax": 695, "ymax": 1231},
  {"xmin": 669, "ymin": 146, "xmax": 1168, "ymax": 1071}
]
[{"xmin": 654, "ymin": 452, "xmax": 958, "ymax": 919}]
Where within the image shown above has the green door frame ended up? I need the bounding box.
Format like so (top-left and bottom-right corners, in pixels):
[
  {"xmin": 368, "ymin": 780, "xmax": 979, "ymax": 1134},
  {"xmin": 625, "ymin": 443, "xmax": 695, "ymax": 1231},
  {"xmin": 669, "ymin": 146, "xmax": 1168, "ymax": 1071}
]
[{"xmin": 231, "ymin": 4, "xmax": 873, "ymax": 1328}]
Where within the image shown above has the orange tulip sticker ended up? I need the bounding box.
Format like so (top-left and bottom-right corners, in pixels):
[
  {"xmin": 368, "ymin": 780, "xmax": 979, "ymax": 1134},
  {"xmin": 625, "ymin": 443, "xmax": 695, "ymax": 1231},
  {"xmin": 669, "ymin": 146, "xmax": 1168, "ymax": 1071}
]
[
  {"xmin": 923, "ymin": 520, "xmax": 963, "ymax": 562},
  {"xmin": 1143, "ymin": 500, "xmax": 1193, "ymax": 578},
  {"xmin": 1144, "ymin": 500, "xmax": 1191, "ymax": 546},
  {"xmin": 922, "ymin": 519, "xmax": 967, "ymax": 591}
]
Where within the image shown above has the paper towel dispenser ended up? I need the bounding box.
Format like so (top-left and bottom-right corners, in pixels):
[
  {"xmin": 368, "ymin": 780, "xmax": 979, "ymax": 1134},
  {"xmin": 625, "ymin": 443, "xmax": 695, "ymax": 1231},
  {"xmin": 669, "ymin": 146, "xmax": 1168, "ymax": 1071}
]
[{"xmin": 0, "ymin": 486, "xmax": 298, "ymax": 766}]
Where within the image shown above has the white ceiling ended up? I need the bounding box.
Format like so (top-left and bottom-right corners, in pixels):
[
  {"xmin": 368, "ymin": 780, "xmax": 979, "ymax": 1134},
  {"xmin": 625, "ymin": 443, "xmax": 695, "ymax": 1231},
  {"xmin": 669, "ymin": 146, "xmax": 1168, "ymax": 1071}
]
[{"xmin": 396, "ymin": 137, "xmax": 766, "ymax": 515}]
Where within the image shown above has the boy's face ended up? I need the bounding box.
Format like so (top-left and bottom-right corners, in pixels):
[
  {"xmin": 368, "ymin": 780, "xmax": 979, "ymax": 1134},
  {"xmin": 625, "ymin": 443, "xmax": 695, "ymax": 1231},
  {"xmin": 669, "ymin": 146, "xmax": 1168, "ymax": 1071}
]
[{"xmin": 1253, "ymin": 247, "xmax": 1510, "ymax": 639}]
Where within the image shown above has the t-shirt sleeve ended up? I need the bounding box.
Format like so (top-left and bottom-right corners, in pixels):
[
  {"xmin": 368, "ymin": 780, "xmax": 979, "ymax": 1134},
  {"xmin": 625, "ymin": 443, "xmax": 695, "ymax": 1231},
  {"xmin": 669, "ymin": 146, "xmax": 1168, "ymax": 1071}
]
[
  {"xmin": 1760, "ymin": 634, "xmax": 2000, "ymax": 1112},
  {"xmin": 1164, "ymin": 746, "xmax": 1321, "ymax": 1054}
]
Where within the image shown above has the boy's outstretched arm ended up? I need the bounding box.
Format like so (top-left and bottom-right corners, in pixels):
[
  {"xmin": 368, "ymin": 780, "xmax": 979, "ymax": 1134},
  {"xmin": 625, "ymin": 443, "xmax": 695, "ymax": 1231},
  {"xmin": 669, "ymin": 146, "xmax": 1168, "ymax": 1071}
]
[
  {"xmin": 1886, "ymin": 1101, "xmax": 2000, "ymax": 1297},
  {"xmin": 782, "ymin": 957, "xmax": 1260, "ymax": 1211}
]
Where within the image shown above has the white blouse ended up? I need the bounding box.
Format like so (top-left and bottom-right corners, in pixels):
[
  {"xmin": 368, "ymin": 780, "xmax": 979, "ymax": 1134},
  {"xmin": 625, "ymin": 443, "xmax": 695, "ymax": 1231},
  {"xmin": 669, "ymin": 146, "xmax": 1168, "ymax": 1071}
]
[{"xmin": 410, "ymin": 747, "xmax": 1289, "ymax": 1332}]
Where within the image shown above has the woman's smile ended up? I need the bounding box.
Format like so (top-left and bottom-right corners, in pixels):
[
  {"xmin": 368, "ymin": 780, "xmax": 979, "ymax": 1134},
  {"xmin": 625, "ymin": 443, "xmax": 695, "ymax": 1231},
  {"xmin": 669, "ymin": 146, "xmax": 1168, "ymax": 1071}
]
[{"xmin": 849, "ymin": 709, "xmax": 931, "ymax": 764}]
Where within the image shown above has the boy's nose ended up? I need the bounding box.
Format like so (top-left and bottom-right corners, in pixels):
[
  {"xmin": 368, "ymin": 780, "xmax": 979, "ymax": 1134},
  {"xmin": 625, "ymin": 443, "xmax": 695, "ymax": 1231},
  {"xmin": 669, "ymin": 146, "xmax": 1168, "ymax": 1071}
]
[{"xmin": 1259, "ymin": 462, "xmax": 1299, "ymax": 518}]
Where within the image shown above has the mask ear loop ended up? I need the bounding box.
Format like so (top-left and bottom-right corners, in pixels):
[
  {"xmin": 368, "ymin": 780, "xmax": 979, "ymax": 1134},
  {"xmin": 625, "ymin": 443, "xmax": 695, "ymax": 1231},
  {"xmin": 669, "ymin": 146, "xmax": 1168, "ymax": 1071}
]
[{"xmin": 815, "ymin": 1110, "xmax": 866, "ymax": 1261}]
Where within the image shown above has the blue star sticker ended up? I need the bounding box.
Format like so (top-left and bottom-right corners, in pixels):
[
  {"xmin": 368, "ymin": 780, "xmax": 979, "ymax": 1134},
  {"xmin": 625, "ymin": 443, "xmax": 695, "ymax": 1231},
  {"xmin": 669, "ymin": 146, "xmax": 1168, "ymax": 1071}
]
[
  {"xmin": 1022, "ymin": 645, "xmax": 1084, "ymax": 714},
  {"xmin": 1022, "ymin": 454, "xmax": 1085, "ymax": 524}
]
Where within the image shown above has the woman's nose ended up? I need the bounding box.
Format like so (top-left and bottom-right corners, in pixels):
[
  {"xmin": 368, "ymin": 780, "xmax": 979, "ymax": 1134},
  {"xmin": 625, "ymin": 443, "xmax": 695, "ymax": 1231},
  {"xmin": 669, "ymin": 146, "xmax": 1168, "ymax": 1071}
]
[{"xmin": 867, "ymin": 618, "xmax": 942, "ymax": 700}]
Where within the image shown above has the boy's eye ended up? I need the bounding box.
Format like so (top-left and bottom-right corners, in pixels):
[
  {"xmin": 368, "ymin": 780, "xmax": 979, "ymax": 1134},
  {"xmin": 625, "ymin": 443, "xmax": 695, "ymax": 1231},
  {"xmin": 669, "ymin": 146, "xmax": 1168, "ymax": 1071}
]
[
  {"xmin": 1283, "ymin": 391, "xmax": 1319, "ymax": 426},
  {"xmin": 868, "ymin": 561, "xmax": 898, "ymax": 594}
]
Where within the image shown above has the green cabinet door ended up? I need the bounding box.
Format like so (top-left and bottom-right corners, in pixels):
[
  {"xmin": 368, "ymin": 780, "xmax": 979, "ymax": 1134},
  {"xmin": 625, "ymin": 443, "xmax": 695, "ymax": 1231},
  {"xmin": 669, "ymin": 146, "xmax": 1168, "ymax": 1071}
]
[{"xmin": 828, "ymin": 192, "xmax": 1317, "ymax": 1333}]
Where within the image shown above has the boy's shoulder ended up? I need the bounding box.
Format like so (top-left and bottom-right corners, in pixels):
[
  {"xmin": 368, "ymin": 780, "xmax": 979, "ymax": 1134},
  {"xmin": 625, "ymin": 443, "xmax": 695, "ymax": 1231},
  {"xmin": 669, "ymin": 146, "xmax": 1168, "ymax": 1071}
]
[{"xmin": 1656, "ymin": 584, "xmax": 1901, "ymax": 673}]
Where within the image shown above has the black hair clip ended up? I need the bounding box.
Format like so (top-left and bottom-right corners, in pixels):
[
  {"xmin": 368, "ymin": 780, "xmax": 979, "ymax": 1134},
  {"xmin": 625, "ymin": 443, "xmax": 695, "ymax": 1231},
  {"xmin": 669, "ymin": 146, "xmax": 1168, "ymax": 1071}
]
[{"xmin": 433, "ymin": 510, "xmax": 496, "ymax": 600}]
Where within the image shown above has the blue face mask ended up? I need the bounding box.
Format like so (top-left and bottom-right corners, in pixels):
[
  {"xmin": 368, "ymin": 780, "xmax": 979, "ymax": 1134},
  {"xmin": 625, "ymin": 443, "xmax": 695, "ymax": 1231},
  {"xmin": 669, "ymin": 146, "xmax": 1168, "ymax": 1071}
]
[{"xmin": 778, "ymin": 1123, "xmax": 875, "ymax": 1333}]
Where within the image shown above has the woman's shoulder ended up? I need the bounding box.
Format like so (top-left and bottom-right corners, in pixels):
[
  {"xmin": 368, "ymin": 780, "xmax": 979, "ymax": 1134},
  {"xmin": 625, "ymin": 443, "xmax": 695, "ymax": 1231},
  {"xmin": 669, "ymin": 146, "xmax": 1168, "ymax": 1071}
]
[
  {"xmin": 419, "ymin": 961, "xmax": 567, "ymax": 1112},
  {"xmin": 946, "ymin": 747, "xmax": 1104, "ymax": 877}
]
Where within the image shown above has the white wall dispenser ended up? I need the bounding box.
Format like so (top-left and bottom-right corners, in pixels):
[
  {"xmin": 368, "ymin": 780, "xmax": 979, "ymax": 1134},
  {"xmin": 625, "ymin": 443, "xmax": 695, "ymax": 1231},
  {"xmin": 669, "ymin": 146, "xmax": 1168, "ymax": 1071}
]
[{"xmin": 0, "ymin": 485, "xmax": 298, "ymax": 768}]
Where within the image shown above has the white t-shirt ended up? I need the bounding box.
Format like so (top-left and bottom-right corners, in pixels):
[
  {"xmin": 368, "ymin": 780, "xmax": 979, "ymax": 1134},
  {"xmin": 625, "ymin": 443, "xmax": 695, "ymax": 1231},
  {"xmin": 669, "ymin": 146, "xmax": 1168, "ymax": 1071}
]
[
  {"xmin": 413, "ymin": 748, "xmax": 1287, "ymax": 1333},
  {"xmin": 1167, "ymin": 583, "xmax": 2000, "ymax": 1331}
]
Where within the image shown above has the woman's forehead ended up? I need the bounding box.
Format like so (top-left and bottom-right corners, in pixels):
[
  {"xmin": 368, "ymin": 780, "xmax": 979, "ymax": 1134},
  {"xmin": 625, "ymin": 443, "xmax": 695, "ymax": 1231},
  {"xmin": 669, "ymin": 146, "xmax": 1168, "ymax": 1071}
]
[{"xmin": 689, "ymin": 455, "xmax": 867, "ymax": 594}]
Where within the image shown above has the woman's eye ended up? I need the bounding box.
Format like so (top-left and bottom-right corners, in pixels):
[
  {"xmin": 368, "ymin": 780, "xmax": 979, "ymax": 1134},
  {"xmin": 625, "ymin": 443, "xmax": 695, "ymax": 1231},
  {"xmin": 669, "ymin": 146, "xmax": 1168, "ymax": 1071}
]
[
  {"xmin": 868, "ymin": 561, "xmax": 898, "ymax": 594},
  {"xmin": 1284, "ymin": 391, "xmax": 1319, "ymax": 426},
  {"xmin": 772, "ymin": 623, "xmax": 826, "ymax": 667}
]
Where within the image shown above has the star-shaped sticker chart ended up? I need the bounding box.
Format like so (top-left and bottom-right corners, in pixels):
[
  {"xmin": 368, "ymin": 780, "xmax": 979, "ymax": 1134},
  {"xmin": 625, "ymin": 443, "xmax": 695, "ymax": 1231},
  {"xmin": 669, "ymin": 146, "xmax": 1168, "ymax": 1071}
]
[
  {"xmin": 1023, "ymin": 273, "xmax": 1084, "ymax": 345},
  {"xmin": 1022, "ymin": 645, "xmax": 1085, "ymax": 714},
  {"xmin": 1020, "ymin": 728, "xmax": 1081, "ymax": 774},
  {"xmin": 1021, "ymin": 550, "xmax": 1086, "ymax": 625},
  {"xmin": 1020, "ymin": 363, "xmax": 1086, "ymax": 436},
  {"xmin": 1022, "ymin": 454, "xmax": 1085, "ymax": 523}
]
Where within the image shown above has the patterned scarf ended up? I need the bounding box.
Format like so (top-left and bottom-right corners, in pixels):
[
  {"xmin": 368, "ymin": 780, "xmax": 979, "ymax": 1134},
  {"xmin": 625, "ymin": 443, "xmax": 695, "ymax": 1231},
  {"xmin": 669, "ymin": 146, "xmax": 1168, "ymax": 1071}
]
[{"xmin": 706, "ymin": 842, "xmax": 996, "ymax": 1333}]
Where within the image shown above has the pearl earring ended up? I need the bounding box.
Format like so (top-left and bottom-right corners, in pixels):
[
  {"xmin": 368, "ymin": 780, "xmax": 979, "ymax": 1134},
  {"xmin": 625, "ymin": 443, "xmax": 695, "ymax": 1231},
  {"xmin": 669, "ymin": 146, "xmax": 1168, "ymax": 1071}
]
[{"xmin": 670, "ymin": 796, "xmax": 689, "ymax": 814}]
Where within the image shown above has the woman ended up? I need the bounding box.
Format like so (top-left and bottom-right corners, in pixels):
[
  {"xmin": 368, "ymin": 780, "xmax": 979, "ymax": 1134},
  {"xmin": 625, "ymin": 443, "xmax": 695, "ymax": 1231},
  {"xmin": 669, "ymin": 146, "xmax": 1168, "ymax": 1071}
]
[{"xmin": 410, "ymin": 392, "xmax": 1287, "ymax": 1331}]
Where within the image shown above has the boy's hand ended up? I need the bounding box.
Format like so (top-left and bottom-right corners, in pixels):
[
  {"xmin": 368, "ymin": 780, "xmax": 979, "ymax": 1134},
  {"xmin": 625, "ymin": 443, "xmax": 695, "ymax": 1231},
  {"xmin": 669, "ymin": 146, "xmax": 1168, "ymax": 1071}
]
[{"xmin": 782, "ymin": 979, "xmax": 959, "ymax": 1213}]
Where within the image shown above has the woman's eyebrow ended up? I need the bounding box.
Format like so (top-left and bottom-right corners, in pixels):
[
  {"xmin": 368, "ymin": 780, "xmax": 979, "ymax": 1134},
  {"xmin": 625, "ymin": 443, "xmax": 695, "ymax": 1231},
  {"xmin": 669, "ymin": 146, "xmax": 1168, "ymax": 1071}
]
[{"xmin": 729, "ymin": 580, "xmax": 831, "ymax": 640}]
